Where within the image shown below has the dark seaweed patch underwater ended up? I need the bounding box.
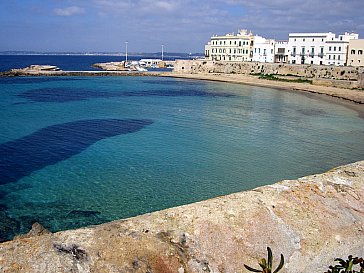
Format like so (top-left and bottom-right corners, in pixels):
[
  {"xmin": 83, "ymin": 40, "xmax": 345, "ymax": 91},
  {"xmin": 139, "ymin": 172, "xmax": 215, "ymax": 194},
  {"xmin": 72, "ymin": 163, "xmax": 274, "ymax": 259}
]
[
  {"xmin": 0, "ymin": 119, "xmax": 153, "ymax": 185},
  {"xmin": 17, "ymin": 86, "xmax": 234, "ymax": 103}
]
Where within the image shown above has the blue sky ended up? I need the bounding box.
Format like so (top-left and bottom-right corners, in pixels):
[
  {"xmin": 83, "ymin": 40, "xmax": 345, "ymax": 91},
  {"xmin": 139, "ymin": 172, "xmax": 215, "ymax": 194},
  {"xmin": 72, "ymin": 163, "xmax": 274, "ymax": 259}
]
[{"xmin": 0, "ymin": 0, "xmax": 363, "ymax": 53}]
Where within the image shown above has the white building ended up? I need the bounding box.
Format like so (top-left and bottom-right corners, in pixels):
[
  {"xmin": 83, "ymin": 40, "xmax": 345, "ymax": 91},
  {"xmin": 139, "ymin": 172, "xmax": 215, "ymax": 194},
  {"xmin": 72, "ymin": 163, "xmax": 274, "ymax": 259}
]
[
  {"xmin": 204, "ymin": 29, "xmax": 254, "ymax": 62},
  {"xmin": 325, "ymin": 32, "xmax": 359, "ymax": 66},
  {"xmin": 288, "ymin": 32, "xmax": 334, "ymax": 65},
  {"xmin": 252, "ymin": 35, "xmax": 275, "ymax": 63},
  {"xmin": 288, "ymin": 32, "xmax": 359, "ymax": 66},
  {"xmin": 274, "ymin": 41, "xmax": 289, "ymax": 63}
]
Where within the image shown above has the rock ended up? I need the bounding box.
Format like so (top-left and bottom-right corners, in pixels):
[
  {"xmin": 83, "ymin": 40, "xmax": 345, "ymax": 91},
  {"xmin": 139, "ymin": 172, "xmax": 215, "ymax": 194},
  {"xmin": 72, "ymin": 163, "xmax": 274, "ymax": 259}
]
[
  {"xmin": 14, "ymin": 222, "xmax": 51, "ymax": 240},
  {"xmin": 92, "ymin": 62, "xmax": 129, "ymax": 71},
  {"xmin": 0, "ymin": 161, "xmax": 363, "ymax": 273},
  {"xmin": 11, "ymin": 65, "xmax": 61, "ymax": 73}
]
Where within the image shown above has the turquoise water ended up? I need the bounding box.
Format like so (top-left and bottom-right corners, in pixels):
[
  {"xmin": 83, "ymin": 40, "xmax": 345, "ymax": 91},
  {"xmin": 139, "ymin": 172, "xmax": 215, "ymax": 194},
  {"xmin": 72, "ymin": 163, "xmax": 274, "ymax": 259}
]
[{"xmin": 0, "ymin": 76, "xmax": 363, "ymax": 241}]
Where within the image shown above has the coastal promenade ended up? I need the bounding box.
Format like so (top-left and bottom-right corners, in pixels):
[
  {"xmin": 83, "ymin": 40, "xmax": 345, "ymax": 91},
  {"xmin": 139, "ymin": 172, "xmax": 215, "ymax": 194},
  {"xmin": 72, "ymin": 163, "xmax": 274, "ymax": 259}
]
[{"xmin": 0, "ymin": 161, "xmax": 363, "ymax": 272}]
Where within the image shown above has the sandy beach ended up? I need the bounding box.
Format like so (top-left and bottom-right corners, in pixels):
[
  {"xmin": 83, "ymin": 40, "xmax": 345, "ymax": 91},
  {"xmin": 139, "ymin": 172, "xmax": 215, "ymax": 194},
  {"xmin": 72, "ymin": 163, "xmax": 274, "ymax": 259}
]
[{"xmin": 164, "ymin": 72, "xmax": 364, "ymax": 104}]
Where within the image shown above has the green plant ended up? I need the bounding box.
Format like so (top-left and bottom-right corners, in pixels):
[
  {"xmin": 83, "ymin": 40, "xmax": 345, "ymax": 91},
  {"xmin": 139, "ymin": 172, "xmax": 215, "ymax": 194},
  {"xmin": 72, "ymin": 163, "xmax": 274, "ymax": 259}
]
[
  {"xmin": 244, "ymin": 247, "xmax": 284, "ymax": 273},
  {"xmin": 325, "ymin": 255, "xmax": 364, "ymax": 273}
]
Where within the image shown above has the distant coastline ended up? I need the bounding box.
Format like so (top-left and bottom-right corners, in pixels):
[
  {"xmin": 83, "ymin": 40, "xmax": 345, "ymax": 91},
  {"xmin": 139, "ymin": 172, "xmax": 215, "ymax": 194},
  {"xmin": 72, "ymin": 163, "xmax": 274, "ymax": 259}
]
[{"xmin": 0, "ymin": 51, "xmax": 204, "ymax": 58}]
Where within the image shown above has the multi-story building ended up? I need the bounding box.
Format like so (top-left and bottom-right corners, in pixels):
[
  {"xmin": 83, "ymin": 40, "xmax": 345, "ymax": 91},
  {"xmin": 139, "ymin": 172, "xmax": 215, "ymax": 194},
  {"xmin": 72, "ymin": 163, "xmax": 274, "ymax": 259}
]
[
  {"xmin": 288, "ymin": 32, "xmax": 335, "ymax": 65},
  {"xmin": 274, "ymin": 41, "xmax": 289, "ymax": 63},
  {"xmin": 204, "ymin": 29, "xmax": 359, "ymax": 66},
  {"xmin": 325, "ymin": 33, "xmax": 359, "ymax": 66},
  {"xmin": 252, "ymin": 35, "xmax": 275, "ymax": 63},
  {"xmin": 288, "ymin": 32, "xmax": 358, "ymax": 66},
  {"xmin": 204, "ymin": 29, "xmax": 254, "ymax": 62},
  {"xmin": 347, "ymin": 39, "xmax": 364, "ymax": 67}
]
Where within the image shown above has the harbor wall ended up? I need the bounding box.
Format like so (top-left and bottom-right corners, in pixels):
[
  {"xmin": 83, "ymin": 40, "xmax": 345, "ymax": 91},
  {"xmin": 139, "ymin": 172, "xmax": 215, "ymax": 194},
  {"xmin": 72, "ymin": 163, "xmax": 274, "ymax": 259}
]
[
  {"xmin": 174, "ymin": 60, "xmax": 364, "ymax": 82},
  {"xmin": 0, "ymin": 161, "xmax": 363, "ymax": 273}
]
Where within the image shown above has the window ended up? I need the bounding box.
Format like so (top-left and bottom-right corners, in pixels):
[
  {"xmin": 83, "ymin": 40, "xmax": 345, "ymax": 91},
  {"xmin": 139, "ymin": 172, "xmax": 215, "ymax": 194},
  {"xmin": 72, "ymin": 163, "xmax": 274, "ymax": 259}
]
[
  {"xmin": 359, "ymin": 50, "xmax": 363, "ymax": 55},
  {"xmin": 303, "ymin": 38, "xmax": 305, "ymax": 42},
  {"xmin": 338, "ymin": 55, "xmax": 340, "ymax": 60},
  {"xmin": 301, "ymin": 47, "xmax": 305, "ymax": 54},
  {"xmin": 322, "ymin": 39, "xmax": 324, "ymax": 42},
  {"xmin": 312, "ymin": 38, "xmax": 315, "ymax": 41},
  {"xmin": 311, "ymin": 61, "xmax": 313, "ymax": 64},
  {"xmin": 239, "ymin": 41, "xmax": 241, "ymax": 46},
  {"xmin": 329, "ymin": 55, "xmax": 331, "ymax": 59},
  {"xmin": 230, "ymin": 41, "xmax": 232, "ymax": 45},
  {"xmin": 333, "ymin": 55, "xmax": 336, "ymax": 60},
  {"xmin": 351, "ymin": 49, "xmax": 356, "ymax": 54},
  {"xmin": 320, "ymin": 61, "xmax": 323, "ymax": 65},
  {"xmin": 329, "ymin": 46, "xmax": 332, "ymax": 51},
  {"xmin": 334, "ymin": 46, "xmax": 336, "ymax": 51},
  {"xmin": 294, "ymin": 38, "xmax": 296, "ymax": 42},
  {"xmin": 339, "ymin": 46, "xmax": 341, "ymax": 51}
]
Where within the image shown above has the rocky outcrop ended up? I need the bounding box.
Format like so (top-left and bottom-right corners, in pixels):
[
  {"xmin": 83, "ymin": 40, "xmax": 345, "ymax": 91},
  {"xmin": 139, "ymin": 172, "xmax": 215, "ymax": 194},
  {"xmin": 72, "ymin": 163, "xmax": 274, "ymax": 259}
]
[
  {"xmin": 0, "ymin": 161, "xmax": 363, "ymax": 272},
  {"xmin": 92, "ymin": 62, "xmax": 129, "ymax": 71}
]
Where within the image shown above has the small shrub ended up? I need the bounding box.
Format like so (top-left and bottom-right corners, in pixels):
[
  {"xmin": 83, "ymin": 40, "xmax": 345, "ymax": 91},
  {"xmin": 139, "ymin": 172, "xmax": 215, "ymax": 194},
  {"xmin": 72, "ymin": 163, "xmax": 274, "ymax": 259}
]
[
  {"xmin": 244, "ymin": 247, "xmax": 284, "ymax": 273},
  {"xmin": 325, "ymin": 255, "xmax": 363, "ymax": 273}
]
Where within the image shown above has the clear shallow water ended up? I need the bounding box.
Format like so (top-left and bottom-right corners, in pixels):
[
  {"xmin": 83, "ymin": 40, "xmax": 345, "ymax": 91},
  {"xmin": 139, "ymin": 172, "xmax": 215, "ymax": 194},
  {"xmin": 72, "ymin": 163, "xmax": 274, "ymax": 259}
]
[{"xmin": 0, "ymin": 76, "xmax": 363, "ymax": 241}]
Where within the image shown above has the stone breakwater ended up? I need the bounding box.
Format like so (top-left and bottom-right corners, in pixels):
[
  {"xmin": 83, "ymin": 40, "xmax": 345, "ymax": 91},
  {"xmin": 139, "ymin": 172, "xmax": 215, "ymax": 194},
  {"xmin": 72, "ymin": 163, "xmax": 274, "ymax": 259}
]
[{"xmin": 0, "ymin": 161, "xmax": 363, "ymax": 273}]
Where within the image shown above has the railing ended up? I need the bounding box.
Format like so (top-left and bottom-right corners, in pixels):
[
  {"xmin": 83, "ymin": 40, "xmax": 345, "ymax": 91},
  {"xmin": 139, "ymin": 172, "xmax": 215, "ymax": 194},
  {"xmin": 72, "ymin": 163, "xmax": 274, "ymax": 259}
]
[
  {"xmin": 318, "ymin": 53, "xmax": 324, "ymax": 58},
  {"xmin": 309, "ymin": 53, "xmax": 315, "ymax": 58},
  {"xmin": 291, "ymin": 53, "xmax": 296, "ymax": 57}
]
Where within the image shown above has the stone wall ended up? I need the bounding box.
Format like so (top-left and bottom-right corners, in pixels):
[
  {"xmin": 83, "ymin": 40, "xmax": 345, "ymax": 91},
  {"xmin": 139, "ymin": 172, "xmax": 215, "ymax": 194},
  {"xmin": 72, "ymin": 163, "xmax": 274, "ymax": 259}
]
[
  {"xmin": 174, "ymin": 60, "xmax": 364, "ymax": 81},
  {"xmin": 0, "ymin": 161, "xmax": 363, "ymax": 273},
  {"xmin": 359, "ymin": 73, "xmax": 364, "ymax": 88}
]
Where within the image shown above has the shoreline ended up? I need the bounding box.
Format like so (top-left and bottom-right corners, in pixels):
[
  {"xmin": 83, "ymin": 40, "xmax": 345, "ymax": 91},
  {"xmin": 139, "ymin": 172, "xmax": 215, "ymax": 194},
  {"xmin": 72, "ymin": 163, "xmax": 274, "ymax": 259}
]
[
  {"xmin": 2, "ymin": 69, "xmax": 364, "ymax": 105},
  {"xmin": 0, "ymin": 160, "xmax": 363, "ymax": 272},
  {"xmin": 162, "ymin": 72, "xmax": 364, "ymax": 104}
]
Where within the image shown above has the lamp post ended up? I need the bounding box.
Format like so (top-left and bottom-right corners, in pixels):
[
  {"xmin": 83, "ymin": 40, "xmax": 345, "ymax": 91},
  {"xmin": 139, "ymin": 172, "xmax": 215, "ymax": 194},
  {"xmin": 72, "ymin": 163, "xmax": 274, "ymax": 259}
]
[
  {"xmin": 161, "ymin": 44, "xmax": 164, "ymax": 61},
  {"xmin": 125, "ymin": 41, "xmax": 128, "ymax": 63}
]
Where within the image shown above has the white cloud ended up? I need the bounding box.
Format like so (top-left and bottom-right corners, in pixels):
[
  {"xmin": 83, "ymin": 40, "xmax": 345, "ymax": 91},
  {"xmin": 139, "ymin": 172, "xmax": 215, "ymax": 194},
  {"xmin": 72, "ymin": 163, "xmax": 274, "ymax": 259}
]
[{"xmin": 54, "ymin": 6, "xmax": 85, "ymax": 17}]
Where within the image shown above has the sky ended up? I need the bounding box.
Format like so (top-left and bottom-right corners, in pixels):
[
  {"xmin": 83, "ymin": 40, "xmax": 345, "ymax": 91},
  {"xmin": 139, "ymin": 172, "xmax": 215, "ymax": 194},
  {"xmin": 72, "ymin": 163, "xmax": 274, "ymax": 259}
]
[{"xmin": 0, "ymin": 0, "xmax": 363, "ymax": 53}]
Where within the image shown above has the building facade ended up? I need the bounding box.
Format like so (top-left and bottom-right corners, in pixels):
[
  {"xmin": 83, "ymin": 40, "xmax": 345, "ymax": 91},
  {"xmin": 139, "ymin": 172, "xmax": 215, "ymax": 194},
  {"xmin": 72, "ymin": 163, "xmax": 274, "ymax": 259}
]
[
  {"xmin": 252, "ymin": 35, "xmax": 275, "ymax": 63},
  {"xmin": 274, "ymin": 41, "xmax": 289, "ymax": 63},
  {"xmin": 347, "ymin": 39, "xmax": 364, "ymax": 67},
  {"xmin": 325, "ymin": 33, "xmax": 359, "ymax": 66},
  {"xmin": 204, "ymin": 29, "xmax": 359, "ymax": 66},
  {"xmin": 204, "ymin": 29, "xmax": 254, "ymax": 62},
  {"xmin": 288, "ymin": 33, "xmax": 334, "ymax": 65},
  {"xmin": 288, "ymin": 32, "xmax": 358, "ymax": 66}
]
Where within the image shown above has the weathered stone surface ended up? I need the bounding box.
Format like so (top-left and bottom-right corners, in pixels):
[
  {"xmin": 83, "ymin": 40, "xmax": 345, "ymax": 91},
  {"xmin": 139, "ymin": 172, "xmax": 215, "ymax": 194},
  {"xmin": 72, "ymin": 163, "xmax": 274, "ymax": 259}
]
[
  {"xmin": 14, "ymin": 223, "xmax": 51, "ymax": 240},
  {"xmin": 174, "ymin": 60, "xmax": 364, "ymax": 81},
  {"xmin": 0, "ymin": 161, "xmax": 363, "ymax": 272},
  {"xmin": 11, "ymin": 65, "xmax": 61, "ymax": 73},
  {"xmin": 93, "ymin": 62, "xmax": 129, "ymax": 71}
]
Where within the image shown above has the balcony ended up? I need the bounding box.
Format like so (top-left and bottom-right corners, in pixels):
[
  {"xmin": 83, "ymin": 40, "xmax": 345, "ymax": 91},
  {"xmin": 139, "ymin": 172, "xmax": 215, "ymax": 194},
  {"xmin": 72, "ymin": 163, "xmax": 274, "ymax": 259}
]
[
  {"xmin": 291, "ymin": 53, "xmax": 296, "ymax": 57},
  {"xmin": 318, "ymin": 53, "xmax": 324, "ymax": 58},
  {"xmin": 309, "ymin": 53, "xmax": 315, "ymax": 58}
]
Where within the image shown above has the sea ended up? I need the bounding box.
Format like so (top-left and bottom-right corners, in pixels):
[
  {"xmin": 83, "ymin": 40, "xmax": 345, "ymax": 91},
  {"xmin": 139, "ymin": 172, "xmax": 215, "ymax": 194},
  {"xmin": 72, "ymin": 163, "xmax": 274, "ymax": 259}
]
[{"xmin": 0, "ymin": 55, "xmax": 364, "ymax": 241}]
